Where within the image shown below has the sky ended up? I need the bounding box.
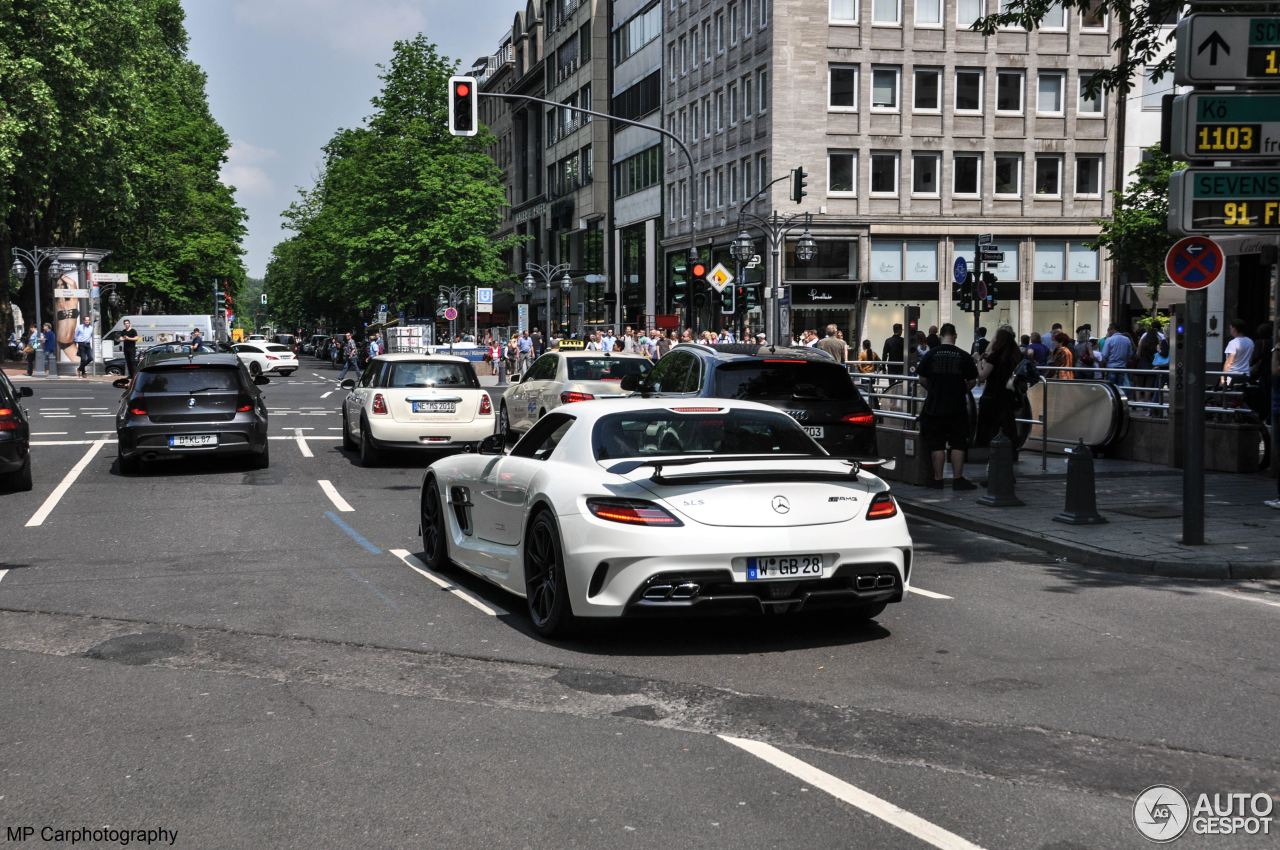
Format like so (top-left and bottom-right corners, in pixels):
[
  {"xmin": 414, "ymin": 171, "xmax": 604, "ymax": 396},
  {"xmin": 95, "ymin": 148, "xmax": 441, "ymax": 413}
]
[{"xmin": 181, "ymin": 0, "xmax": 517, "ymax": 279}]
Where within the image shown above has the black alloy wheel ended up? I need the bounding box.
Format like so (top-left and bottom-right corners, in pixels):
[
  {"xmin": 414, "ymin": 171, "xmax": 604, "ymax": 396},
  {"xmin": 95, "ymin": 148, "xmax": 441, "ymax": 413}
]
[
  {"xmin": 498, "ymin": 403, "xmax": 511, "ymax": 442},
  {"xmin": 420, "ymin": 477, "xmax": 448, "ymax": 570},
  {"xmin": 249, "ymin": 361, "xmax": 262, "ymax": 378},
  {"xmin": 523, "ymin": 511, "xmax": 577, "ymax": 638},
  {"xmin": 358, "ymin": 415, "xmax": 379, "ymax": 467}
]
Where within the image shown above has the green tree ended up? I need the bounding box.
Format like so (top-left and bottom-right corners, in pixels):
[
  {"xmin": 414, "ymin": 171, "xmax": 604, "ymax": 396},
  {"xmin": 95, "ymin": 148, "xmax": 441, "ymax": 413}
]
[{"xmin": 1090, "ymin": 147, "xmax": 1184, "ymax": 312}]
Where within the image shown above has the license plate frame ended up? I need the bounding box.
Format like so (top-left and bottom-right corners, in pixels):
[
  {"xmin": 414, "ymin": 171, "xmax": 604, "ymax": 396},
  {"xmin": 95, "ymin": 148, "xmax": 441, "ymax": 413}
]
[
  {"xmin": 803, "ymin": 425, "xmax": 825, "ymax": 439},
  {"xmin": 412, "ymin": 401, "xmax": 457, "ymax": 414},
  {"xmin": 169, "ymin": 434, "xmax": 217, "ymax": 448},
  {"xmin": 746, "ymin": 554, "xmax": 825, "ymax": 581}
]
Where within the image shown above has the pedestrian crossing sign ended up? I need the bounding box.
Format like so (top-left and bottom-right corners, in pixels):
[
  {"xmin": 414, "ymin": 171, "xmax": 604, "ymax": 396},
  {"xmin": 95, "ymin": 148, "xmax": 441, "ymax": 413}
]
[{"xmin": 707, "ymin": 263, "xmax": 735, "ymax": 293}]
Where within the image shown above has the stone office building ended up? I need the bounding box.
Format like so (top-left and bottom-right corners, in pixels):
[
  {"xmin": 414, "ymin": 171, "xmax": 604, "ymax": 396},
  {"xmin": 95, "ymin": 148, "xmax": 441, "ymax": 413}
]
[{"xmin": 662, "ymin": 0, "xmax": 1121, "ymax": 348}]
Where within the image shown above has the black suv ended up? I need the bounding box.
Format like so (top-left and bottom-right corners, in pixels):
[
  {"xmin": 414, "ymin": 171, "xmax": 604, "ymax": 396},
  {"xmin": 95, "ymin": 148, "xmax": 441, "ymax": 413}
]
[
  {"xmin": 623, "ymin": 344, "xmax": 877, "ymax": 458},
  {"xmin": 0, "ymin": 371, "xmax": 33, "ymax": 491}
]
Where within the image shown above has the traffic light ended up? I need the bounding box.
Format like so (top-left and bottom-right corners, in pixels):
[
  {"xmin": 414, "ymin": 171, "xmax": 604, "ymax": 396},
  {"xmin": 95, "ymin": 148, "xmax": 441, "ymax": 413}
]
[
  {"xmin": 790, "ymin": 167, "xmax": 808, "ymax": 204},
  {"xmin": 906, "ymin": 305, "xmax": 920, "ymax": 334},
  {"xmin": 671, "ymin": 259, "xmax": 688, "ymax": 304},
  {"xmin": 448, "ymin": 75, "xmax": 479, "ymax": 137},
  {"xmin": 260, "ymin": 293, "xmax": 267, "ymax": 306},
  {"xmin": 956, "ymin": 272, "xmax": 974, "ymax": 312},
  {"xmin": 743, "ymin": 283, "xmax": 759, "ymax": 309},
  {"xmin": 224, "ymin": 290, "xmax": 233, "ymax": 310},
  {"xmin": 981, "ymin": 271, "xmax": 999, "ymax": 310},
  {"xmin": 721, "ymin": 285, "xmax": 737, "ymax": 315},
  {"xmin": 690, "ymin": 258, "xmax": 708, "ymax": 288}
]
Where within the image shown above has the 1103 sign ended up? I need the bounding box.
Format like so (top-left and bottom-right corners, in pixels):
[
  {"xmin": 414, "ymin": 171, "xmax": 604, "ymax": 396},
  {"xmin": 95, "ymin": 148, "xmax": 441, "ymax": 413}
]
[{"xmin": 1171, "ymin": 94, "xmax": 1280, "ymax": 160}]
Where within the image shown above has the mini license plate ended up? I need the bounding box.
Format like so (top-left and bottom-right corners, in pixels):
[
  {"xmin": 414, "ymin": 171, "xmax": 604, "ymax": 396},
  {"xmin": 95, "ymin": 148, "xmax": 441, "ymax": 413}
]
[
  {"xmin": 413, "ymin": 401, "xmax": 456, "ymax": 414},
  {"xmin": 803, "ymin": 426, "xmax": 825, "ymax": 439},
  {"xmin": 746, "ymin": 555, "xmax": 824, "ymax": 581},
  {"xmin": 169, "ymin": 434, "xmax": 216, "ymax": 448}
]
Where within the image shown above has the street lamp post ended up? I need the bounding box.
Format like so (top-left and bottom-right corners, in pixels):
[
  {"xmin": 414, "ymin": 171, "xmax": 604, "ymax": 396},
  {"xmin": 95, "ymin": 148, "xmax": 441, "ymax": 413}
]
[
  {"xmin": 437, "ymin": 285, "xmax": 473, "ymax": 355},
  {"xmin": 10, "ymin": 248, "xmax": 64, "ymax": 377},
  {"xmin": 730, "ymin": 212, "xmax": 816, "ymax": 346},
  {"xmin": 523, "ymin": 262, "xmax": 572, "ymax": 345}
]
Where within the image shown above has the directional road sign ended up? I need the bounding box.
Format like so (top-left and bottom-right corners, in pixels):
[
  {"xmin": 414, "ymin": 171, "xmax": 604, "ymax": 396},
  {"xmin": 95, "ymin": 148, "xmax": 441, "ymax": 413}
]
[
  {"xmin": 953, "ymin": 256, "xmax": 968, "ymax": 284},
  {"xmin": 1170, "ymin": 93, "xmax": 1280, "ymax": 160},
  {"xmin": 1168, "ymin": 168, "xmax": 1280, "ymax": 235},
  {"xmin": 91, "ymin": 272, "xmax": 128, "ymax": 283},
  {"xmin": 1175, "ymin": 15, "xmax": 1280, "ymax": 85},
  {"xmin": 978, "ymin": 251, "xmax": 1005, "ymax": 263},
  {"xmin": 706, "ymin": 262, "xmax": 734, "ymax": 293},
  {"xmin": 1165, "ymin": 236, "xmax": 1224, "ymax": 290},
  {"xmin": 978, "ymin": 233, "xmax": 994, "ymax": 245}
]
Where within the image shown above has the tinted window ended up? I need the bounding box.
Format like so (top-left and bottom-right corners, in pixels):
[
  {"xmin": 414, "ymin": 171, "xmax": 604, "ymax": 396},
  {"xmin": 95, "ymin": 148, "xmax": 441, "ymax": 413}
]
[
  {"xmin": 358, "ymin": 362, "xmax": 380, "ymax": 388},
  {"xmin": 511, "ymin": 412, "xmax": 575, "ymax": 460},
  {"xmin": 648, "ymin": 351, "xmax": 699, "ymax": 393},
  {"xmin": 137, "ymin": 368, "xmax": 240, "ymax": 393},
  {"xmin": 387, "ymin": 361, "xmax": 479, "ymax": 389},
  {"xmin": 594, "ymin": 408, "xmax": 823, "ymax": 460},
  {"xmin": 713, "ymin": 361, "xmax": 856, "ymax": 401},
  {"xmin": 567, "ymin": 357, "xmax": 653, "ymax": 382},
  {"xmin": 527, "ymin": 354, "xmax": 559, "ymax": 381},
  {"xmin": 265, "ymin": 344, "xmax": 292, "ymax": 352}
]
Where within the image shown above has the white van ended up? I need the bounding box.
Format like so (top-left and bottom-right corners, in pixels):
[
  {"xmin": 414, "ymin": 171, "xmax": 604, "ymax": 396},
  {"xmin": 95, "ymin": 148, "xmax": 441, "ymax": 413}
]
[{"xmin": 104, "ymin": 315, "xmax": 219, "ymax": 348}]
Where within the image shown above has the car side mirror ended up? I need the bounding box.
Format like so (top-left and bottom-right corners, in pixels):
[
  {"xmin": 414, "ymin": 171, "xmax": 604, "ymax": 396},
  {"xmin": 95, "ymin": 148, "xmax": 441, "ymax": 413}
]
[
  {"xmin": 340, "ymin": 379, "xmax": 355, "ymax": 390},
  {"xmin": 254, "ymin": 375, "xmax": 270, "ymax": 385},
  {"xmin": 509, "ymin": 373, "xmax": 521, "ymax": 383},
  {"xmin": 112, "ymin": 378, "xmax": 131, "ymax": 389},
  {"xmin": 620, "ymin": 374, "xmax": 650, "ymax": 394},
  {"xmin": 18, "ymin": 386, "xmax": 33, "ymax": 397},
  {"xmin": 478, "ymin": 433, "xmax": 506, "ymax": 455}
]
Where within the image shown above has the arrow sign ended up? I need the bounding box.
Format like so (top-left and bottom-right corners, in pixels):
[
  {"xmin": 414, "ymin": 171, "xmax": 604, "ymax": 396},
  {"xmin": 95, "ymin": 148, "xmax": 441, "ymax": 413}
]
[{"xmin": 1197, "ymin": 30, "xmax": 1230, "ymax": 64}]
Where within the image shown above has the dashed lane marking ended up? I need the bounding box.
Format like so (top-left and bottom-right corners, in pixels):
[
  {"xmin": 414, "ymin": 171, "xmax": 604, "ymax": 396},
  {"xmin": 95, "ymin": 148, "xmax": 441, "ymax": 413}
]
[
  {"xmin": 318, "ymin": 479, "xmax": 354, "ymax": 512},
  {"xmin": 39, "ymin": 397, "xmax": 92, "ymax": 400},
  {"xmin": 31, "ymin": 439, "xmax": 117, "ymax": 446},
  {"xmin": 389, "ymin": 549, "xmax": 501, "ymax": 617},
  {"xmin": 321, "ymin": 391, "xmax": 334, "ymax": 399},
  {"xmin": 294, "ymin": 428, "xmax": 313, "ymax": 458},
  {"xmin": 25, "ymin": 438, "xmax": 108, "ymax": 528},
  {"xmin": 907, "ymin": 587, "xmax": 952, "ymax": 600},
  {"xmin": 718, "ymin": 736, "xmax": 987, "ymax": 850},
  {"xmin": 31, "ymin": 432, "xmax": 67, "ymax": 436},
  {"xmin": 1204, "ymin": 589, "xmax": 1280, "ymax": 610},
  {"xmin": 0, "ymin": 570, "xmax": 7, "ymax": 586}
]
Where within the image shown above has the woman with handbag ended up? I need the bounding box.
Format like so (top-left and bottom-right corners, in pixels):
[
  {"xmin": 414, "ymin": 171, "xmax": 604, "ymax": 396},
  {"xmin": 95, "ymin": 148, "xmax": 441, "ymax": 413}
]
[{"xmin": 975, "ymin": 328, "xmax": 1023, "ymax": 450}]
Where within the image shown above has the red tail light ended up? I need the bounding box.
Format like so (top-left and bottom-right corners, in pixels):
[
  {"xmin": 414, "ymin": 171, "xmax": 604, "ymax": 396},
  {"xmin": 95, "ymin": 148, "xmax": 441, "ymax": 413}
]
[
  {"xmin": 237, "ymin": 397, "xmax": 254, "ymax": 413},
  {"xmin": 478, "ymin": 394, "xmax": 493, "ymax": 415},
  {"xmin": 842, "ymin": 412, "xmax": 875, "ymax": 426},
  {"xmin": 128, "ymin": 402, "xmax": 147, "ymax": 417},
  {"xmin": 266, "ymin": 355, "xmax": 279, "ymax": 361},
  {"xmin": 560, "ymin": 390, "xmax": 595, "ymax": 404},
  {"xmin": 372, "ymin": 393, "xmax": 388, "ymax": 415},
  {"xmin": 866, "ymin": 493, "xmax": 898, "ymax": 520},
  {"xmin": 586, "ymin": 498, "xmax": 683, "ymax": 527},
  {"xmin": 0, "ymin": 408, "xmax": 17, "ymax": 431}
]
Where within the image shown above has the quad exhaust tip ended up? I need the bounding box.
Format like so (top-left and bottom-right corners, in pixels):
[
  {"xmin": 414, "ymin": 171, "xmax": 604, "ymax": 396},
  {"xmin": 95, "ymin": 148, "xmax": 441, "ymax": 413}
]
[{"xmin": 642, "ymin": 581, "xmax": 701, "ymax": 601}]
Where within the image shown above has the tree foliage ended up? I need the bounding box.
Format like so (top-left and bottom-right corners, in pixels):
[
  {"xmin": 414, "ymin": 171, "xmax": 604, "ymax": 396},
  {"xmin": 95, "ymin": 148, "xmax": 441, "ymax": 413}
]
[
  {"xmin": 0, "ymin": 0, "xmax": 245, "ymax": 334},
  {"xmin": 264, "ymin": 35, "xmax": 518, "ymax": 331}
]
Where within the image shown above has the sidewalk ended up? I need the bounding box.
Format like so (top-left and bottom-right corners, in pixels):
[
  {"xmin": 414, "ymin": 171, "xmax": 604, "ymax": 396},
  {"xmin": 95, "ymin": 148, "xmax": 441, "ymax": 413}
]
[
  {"xmin": 892, "ymin": 455, "xmax": 1280, "ymax": 580},
  {"xmin": 2, "ymin": 363, "xmax": 117, "ymax": 383}
]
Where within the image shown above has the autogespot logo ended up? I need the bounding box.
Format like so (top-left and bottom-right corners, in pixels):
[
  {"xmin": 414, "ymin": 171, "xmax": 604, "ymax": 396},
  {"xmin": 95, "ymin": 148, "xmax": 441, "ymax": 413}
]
[{"xmin": 1134, "ymin": 785, "xmax": 1190, "ymax": 843}]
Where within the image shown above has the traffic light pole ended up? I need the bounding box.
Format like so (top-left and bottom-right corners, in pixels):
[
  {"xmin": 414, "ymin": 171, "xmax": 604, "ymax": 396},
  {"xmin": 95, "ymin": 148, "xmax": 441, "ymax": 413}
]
[{"xmin": 973, "ymin": 235, "xmax": 982, "ymax": 344}]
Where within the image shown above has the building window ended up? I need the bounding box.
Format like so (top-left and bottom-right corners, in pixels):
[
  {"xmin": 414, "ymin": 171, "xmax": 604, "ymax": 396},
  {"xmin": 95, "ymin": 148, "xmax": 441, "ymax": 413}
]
[
  {"xmin": 873, "ymin": 0, "xmax": 900, "ymax": 24},
  {"xmin": 703, "ymin": 173, "xmax": 711, "ymax": 210},
  {"xmin": 669, "ymin": 44, "xmax": 678, "ymax": 80},
  {"xmin": 759, "ymin": 0, "xmax": 769, "ymax": 28},
  {"xmin": 1080, "ymin": 1, "xmax": 1107, "ymax": 29},
  {"xmin": 690, "ymin": 103, "xmax": 699, "ymax": 139},
  {"xmin": 1078, "ymin": 73, "xmax": 1103, "ymax": 115},
  {"xmin": 1035, "ymin": 240, "xmax": 1065, "ymax": 280},
  {"xmin": 613, "ymin": 145, "xmax": 661, "ymax": 198},
  {"xmin": 953, "ymin": 153, "xmax": 981, "ymax": 195},
  {"xmin": 716, "ymin": 88, "xmax": 724, "ymax": 129},
  {"xmin": 831, "ymin": 0, "xmax": 859, "ymax": 23},
  {"xmin": 612, "ymin": 72, "xmax": 660, "ymax": 121},
  {"xmin": 728, "ymin": 162, "xmax": 738, "ymax": 203},
  {"xmin": 728, "ymin": 82, "xmax": 738, "ymax": 124},
  {"xmin": 1034, "ymin": 155, "xmax": 1061, "ymax": 196},
  {"xmin": 743, "ymin": 157, "xmax": 753, "ymax": 197},
  {"xmin": 870, "ymin": 151, "xmax": 898, "ymax": 195},
  {"xmin": 758, "ymin": 68, "xmax": 769, "ymax": 113},
  {"xmin": 1041, "ymin": 1, "xmax": 1066, "ymax": 29},
  {"xmin": 828, "ymin": 150, "xmax": 857, "ymax": 194},
  {"xmin": 691, "ymin": 28, "xmax": 698, "ymax": 62},
  {"xmin": 716, "ymin": 11, "xmax": 725, "ymax": 52},
  {"xmin": 1075, "ymin": 155, "xmax": 1103, "ymax": 196},
  {"xmin": 913, "ymin": 68, "xmax": 941, "ymax": 112},
  {"xmin": 669, "ymin": 185, "xmax": 677, "ymax": 220},
  {"xmin": 758, "ymin": 154, "xmax": 768, "ymax": 190},
  {"xmin": 702, "ymin": 96, "xmax": 711, "ymax": 137},
  {"xmin": 743, "ymin": 74, "xmax": 754, "ymax": 117},
  {"xmin": 996, "ymin": 70, "xmax": 1023, "ymax": 113},
  {"xmin": 703, "ymin": 21, "xmax": 711, "ymax": 61},
  {"xmin": 830, "ymin": 65, "xmax": 859, "ymax": 110},
  {"xmin": 871, "ymin": 66, "xmax": 900, "ymax": 111},
  {"xmin": 956, "ymin": 0, "xmax": 982, "ymax": 26},
  {"xmin": 729, "ymin": 2, "xmax": 739, "ymax": 44},
  {"xmin": 955, "ymin": 69, "xmax": 983, "ymax": 112},
  {"xmin": 1141, "ymin": 67, "xmax": 1166, "ymax": 111},
  {"xmin": 870, "ymin": 239, "xmax": 903, "ymax": 281},
  {"xmin": 1068, "ymin": 243, "xmax": 1100, "ymax": 280},
  {"xmin": 1037, "ymin": 72, "xmax": 1064, "ymax": 114},
  {"xmin": 994, "ymin": 154, "xmax": 1021, "ymax": 196},
  {"xmin": 715, "ymin": 167, "xmax": 724, "ymax": 207},
  {"xmin": 912, "ymin": 153, "xmax": 940, "ymax": 196},
  {"xmin": 745, "ymin": 0, "xmax": 755, "ymax": 35},
  {"xmin": 916, "ymin": 0, "xmax": 942, "ymax": 25}
]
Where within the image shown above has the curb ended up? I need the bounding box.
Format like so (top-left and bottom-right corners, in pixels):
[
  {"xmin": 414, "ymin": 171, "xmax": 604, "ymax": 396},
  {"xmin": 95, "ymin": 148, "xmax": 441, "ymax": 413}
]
[{"xmin": 896, "ymin": 496, "xmax": 1280, "ymax": 581}]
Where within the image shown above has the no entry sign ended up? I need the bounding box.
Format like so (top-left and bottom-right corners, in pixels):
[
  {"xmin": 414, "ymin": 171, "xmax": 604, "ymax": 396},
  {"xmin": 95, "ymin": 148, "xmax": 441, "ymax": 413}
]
[{"xmin": 1165, "ymin": 236, "xmax": 1224, "ymax": 290}]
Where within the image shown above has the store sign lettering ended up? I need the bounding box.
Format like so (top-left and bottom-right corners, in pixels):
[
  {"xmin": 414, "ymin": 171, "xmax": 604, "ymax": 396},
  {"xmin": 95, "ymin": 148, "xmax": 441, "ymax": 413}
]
[{"xmin": 807, "ymin": 289, "xmax": 834, "ymax": 301}]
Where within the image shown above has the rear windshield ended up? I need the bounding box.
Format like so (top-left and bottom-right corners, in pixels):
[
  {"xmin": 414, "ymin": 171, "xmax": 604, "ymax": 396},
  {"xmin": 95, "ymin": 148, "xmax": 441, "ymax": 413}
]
[
  {"xmin": 265, "ymin": 344, "xmax": 292, "ymax": 352},
  {"xmin": 713, "ymin": 361, "xmax": 856, "ymax": 402},
  {"xmin": 567, "ymin": 357, "xmax": 653, "ymax": 382},
  {"xmin": 386, "ymin": 361, "xmax": 479, "ymax": 389},
  {"xmin": 593, "ymin": 408, "xmax": 823, "ymax": 460},
  {"xmin": 138, "ymin": 367, "xmax": 241, "ymax": 393}
]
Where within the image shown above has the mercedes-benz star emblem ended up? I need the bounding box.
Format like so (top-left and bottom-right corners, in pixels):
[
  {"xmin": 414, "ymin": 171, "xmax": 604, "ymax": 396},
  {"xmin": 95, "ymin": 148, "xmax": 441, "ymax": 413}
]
[{"xmin": 771, "ymin": 496, "xmax": 790, "ymax": 514}]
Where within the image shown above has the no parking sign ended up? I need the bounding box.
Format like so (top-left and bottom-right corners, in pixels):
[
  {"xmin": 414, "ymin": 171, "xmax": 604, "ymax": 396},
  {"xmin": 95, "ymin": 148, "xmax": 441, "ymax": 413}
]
[{"xmin": 1164, "ymin": 236, "xmax": 1224, "ymax": 290}]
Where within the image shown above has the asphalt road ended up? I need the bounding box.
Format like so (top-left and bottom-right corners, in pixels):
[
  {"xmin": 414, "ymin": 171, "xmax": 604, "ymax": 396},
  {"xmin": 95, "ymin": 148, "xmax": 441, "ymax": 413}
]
[{"xmin": 2, "ymin": 359, "xmax": 1278, "ymax": 849}]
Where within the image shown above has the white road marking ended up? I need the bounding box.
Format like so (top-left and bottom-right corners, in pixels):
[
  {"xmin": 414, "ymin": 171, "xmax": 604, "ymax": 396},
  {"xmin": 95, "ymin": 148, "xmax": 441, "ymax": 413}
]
[
  {"xmin": 907, "ymin": 587, "xmax": 952, "ymax": 600},
  {"xmin": 268, "ymin": 435, "xmax": 340, "ymax": 441},
  {"xmin": 389, "ymin": 549, "xmax": 500, "ymax": 616},
  {"xmin": 0, "ymin": 569, "xmax": 7, "ymax": 585},
  {"xmin": 40, "ymin": 414, "xmax": 75, "ymax": 418},
  {"xmin": 1204, "ymin": 589, "xmax": 1280, "ymax": 609},
  {"xmin": 318, "ymin": 479, "xmax": 354, "ymax": 512},
  {"xmin": 719, "ymin": 736, "xmax": 986, "ymax": 850},
  {"xmin": 31, "ymin": 439, "xmax": 117, "ymax": 446},
  {"xmin": 321, "ymin": 390, "xmax": 334, "ymax": 399},
  {"xmin": 85, "ymin": 430, "xmax": 114, "ymax": 434},
  {"xmin": 31, "ymin": 432, "xmax": 68, "ymax": 436},
  {"xmin": 40, "ymin": 397, "xmax": 91, "ymax": 400},
  {"xmin": 25, "ymin": 438, "xmax": 108, "ymax": 527},
  {"xmin": 294, "ymin": 428, "xmax": 313, "ymax": 458}
]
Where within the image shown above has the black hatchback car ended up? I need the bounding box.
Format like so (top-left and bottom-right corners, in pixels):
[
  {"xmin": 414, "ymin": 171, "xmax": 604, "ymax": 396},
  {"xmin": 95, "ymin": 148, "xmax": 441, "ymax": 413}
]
[
  {"xmin": 114, "ymin": 352, "xmax": 270, "ymax": 474},
  {"xmin": 623, "ymin": 344, "xmax": 877, "ymax": 458},
  {"xmin": 0, "ymin": 371, "xmax": 33, "ymax": 491}
]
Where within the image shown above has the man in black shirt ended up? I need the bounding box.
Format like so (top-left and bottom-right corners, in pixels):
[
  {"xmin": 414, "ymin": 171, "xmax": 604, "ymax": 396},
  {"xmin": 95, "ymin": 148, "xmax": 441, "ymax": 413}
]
[
  {"xmin": 916, "ymin": 323, "xmax": 979, "ymax": 489},
  {"xmin": 882, "ymin": 324, "xmax": 905, "ymax": 375},
  {"xmin": 120, "ymin": 319, "xmax": 140, "ymax": 377}
]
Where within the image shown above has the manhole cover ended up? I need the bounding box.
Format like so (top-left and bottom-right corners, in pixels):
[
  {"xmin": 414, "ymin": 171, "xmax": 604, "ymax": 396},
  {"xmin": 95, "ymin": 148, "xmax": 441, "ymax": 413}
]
[{"xmin": 85, "ymin": 632, "xmax": 188, "ymax": 666}]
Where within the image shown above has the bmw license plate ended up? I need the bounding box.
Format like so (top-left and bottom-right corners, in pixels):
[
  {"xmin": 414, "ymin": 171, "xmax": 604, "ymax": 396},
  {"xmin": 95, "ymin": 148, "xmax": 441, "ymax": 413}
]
[
  {"xmin": 804, "ymin": 426, "xmax": 824, "ymax": 438},
  {"xmin": 169, "ymin": 434, "xmax": 216, "ymax": 448},
  {"xmin": 747, "ymin": 555, "xmax": 824, "ymax": 581},
  {"xmin": 413, "ymin": 401, "xmax": 456, "ymax": 414}
]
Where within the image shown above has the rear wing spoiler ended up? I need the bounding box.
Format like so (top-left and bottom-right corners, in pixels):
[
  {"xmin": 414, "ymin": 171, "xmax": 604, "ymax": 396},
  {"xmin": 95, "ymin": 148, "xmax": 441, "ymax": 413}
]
[{"xmin": 605, "ymin": 455, "xmax": 895, "ymax": 484}]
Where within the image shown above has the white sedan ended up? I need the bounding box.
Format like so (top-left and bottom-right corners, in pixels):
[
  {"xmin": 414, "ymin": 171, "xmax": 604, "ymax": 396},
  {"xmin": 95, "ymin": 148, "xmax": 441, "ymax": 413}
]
[
  {"xmin": 341, "ymin": 354, "xmax": 494, "ymax": 466},
  {"xmin": 499, "ymin": 349, "xmax": 653, "ymax": 438},
  {"xmin": 232, "ymin": 342, "xmax": 298, "ymax": 377},
  {"xmin": 418, "ymin": 398, "xmax": 912, "ymax": 637}
]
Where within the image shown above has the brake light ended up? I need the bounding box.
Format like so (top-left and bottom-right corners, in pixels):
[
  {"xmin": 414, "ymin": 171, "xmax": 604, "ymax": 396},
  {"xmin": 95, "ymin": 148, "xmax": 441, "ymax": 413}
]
[
  {"xmin": 128, "ymin": 402, "xmax": 147, "ymax": 417},
  {"xmin": 560, "ymin": 390, "xmax": 595, "ymax": 404},
  {"xmin": 842, "ymin": 412, "xmax": 875, "ymax": 426},
  {"xmin": 237, "ymin": 398, "xmax": 254, "ymax": 413},
  {"xmin": 372, "ymin": 393, "xmax": 388, "ymax": 415},
  {"xmin": 266, "ymin": 355, "xmax": 279, "ymax": 360},
  {"xmin": 668, "ymin": 406, "xmax": 724, "ymax": 413},
  {"xmin": 478, "ymin": 394, "xmax": 492, "ymax": 415},
  {"xmin": 586, "ymin": 498, "xmax": 683, "ymax": 527},
  {"xmin": 0, "ymin": 408, "xmax": 17, "ymax": 431},
  {"xmin": 866, "ymin": 493, "xmax": 898, "ymax": 520}
]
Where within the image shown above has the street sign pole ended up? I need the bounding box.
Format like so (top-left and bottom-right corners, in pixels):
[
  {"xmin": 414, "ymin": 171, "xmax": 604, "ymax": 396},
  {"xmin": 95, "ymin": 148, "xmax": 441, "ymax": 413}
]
[
  {"xmin": 973, "ymin": 236, "xmax": 982, "ymax": 344},
  {"xmin": 1182, "ymin": 288, "xmax": 1207, "ymax": 545}
]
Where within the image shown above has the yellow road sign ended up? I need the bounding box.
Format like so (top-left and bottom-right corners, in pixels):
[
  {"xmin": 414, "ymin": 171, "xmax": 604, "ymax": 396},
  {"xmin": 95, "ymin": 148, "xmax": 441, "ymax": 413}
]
[{"xmin": 707, "ymin": 262, "xmax": 735, "ymax": 293}]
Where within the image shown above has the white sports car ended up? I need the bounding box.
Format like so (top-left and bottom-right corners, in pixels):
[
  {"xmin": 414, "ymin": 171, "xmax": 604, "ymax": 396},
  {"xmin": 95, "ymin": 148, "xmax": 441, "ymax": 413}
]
[{"xmin": 419, "ymin": 398, "xmax": 912, "ymax": 637}]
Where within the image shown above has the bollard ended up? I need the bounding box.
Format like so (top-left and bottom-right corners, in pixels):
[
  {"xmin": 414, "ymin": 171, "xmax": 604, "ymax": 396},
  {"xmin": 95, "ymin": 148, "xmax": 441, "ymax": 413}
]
[
  {"xmin": 1053, "ymin": 439, "xmax": 1107, "ymax": 525},
  {"xmin": 496, "ymin": 356, "xmax": 507, "ymax": 386},
  {"xmin": 978, "ymin": 433, "xmax": 1024, "ymax": 507}
]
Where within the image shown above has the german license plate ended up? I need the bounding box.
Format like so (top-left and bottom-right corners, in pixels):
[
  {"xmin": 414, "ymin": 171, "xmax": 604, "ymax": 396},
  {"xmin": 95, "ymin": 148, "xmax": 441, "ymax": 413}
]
[
  {"xmin": 804, "ymin": 426, "xmax": 825, "ymax": 439},
  {"xmin": 413, "ymin": 401, "xmax": 456, "ymax": 413},
  {"xmin": 746, "ymin": 554, "xmax": 824, "ymax": 581},
  {"xmin": 169, "ymin": 434, "xmax": 216, "ymax": 448}
]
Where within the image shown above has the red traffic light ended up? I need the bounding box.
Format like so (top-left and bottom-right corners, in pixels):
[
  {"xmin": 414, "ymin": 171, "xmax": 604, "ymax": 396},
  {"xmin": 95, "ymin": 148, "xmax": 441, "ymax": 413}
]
[
  {"xmin": 455, "ymin": 82, "xmax": 470, "ymax": 97},
  {"xmin": 691, "ymin": 263, "xmax": 707, "ymax": 278}
]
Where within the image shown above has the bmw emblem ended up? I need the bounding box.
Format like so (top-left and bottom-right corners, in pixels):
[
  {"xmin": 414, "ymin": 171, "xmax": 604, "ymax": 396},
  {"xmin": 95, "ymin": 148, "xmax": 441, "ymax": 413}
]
[{"xmin": 771, "ymin": 495, "xmax": 790, "ymax": 514}]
